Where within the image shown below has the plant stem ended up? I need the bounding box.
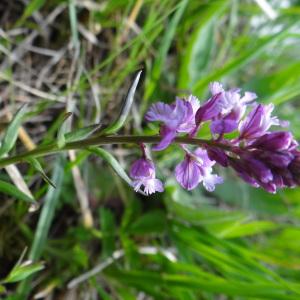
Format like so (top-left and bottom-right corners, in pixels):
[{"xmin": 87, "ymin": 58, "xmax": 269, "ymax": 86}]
[{"xmin": 0, "ymin": 135, "xmax": 230, "ymax": 168}]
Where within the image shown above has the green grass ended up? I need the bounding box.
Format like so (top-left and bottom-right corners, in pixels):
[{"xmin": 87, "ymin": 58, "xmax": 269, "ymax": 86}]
[{"xmin": 0, "ymin": 0, "xmax": 300, "ymax": 299}]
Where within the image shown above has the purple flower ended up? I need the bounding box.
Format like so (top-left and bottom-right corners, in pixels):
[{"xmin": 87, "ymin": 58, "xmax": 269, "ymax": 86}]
[
  {"xmin": 143, "ymin": 81, "xmax": 300, "ymax": 194},
  {"xmin": 209, "ymin": 83, "xmax": 257, "ymax": 135},
  {"xmin": 195, "ymin": 82, "xmax": 257, "ymax": 135},
  {"xmin": 175, "ymin": 148, "xmax": 223, "ymax": 191},
  {"xmin": 130, "ymin": 158, "xmax": 164, "ymax": 195},
  {"xmin": 239, "ymin": 104, "xmax": 288, "ymax": 140},
  {"xmin": 249, "ymin": 131, "xmax": 296, "ymax": 151},
  {"xmin": 207, "ymin": 147, "xmax": 229, "ymax": 167},
  {"xmin": 195, "ymin": 93, "xmax": 224, "ymax": 124},
  {"xmin": 145, "ymin": 96, "xmax": 200, "ymax": 150},
  {"xmin": 289, "ymin": 151, "xmax": 300, "ymax": 186},
  {"xmin": 229, "ymin": 142, "xmax": 298, "ymax": 193}
]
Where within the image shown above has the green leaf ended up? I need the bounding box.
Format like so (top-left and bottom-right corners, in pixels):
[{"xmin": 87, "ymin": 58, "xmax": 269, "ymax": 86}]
[
  {"xmin": 88, "ymin": 147, "xmax": 132, "ymax": 187},
  {"xmin": 65, "ymin": 124, "xmax": 101, "ymax": 143},
  {"xmin": 178, "ymin": 1, "xmax": 228, "ymax": 89},
  {"xmin": 22, "ymin": 0, "xmax": 46, "ymax": 20},
  {"xmin": 17, "ymin": 157, "xmax": 65, "ymax": 299},
  {"xmin": 101, "ymin": 70, "xmax": 142, "ymax": 135},
  {"xmin": 215, "ymin": 220, "xmax": 278, "ymax": 239},
  {"xmin": 27, "ymin": 158, "xmax": 56, "ymax": 188},
  {"xmin": 0, "ymin": 179, "xmax": 37, "ymax": 207},
  {"xmin": 29, "ymin": 157, "xmax": 65, "ymax": 261},
  {"xmin": 100, "ymin": 207, "xmax": 116, "ymax": 258},
  {"xmin": 128, "ymin": 210, "xmax": 166, "ymax": 234},
  {"xmin": 0, "ymin": 104, "xmax": 27, "ymax": 157},
  {"xmin": 4, "ymin": 261, "xmax": 44, "ymax": 283},
  {"xmin": 0, "ymin": 285, "xmax": 6, "ymax": 293},
  {"xmin": 57, "ymin": 112, "xmax": 72, "ymax": 148},
  {"xmin": 192, "ymin": 21, "xmax": 298, "ymax": 94},
  {"xmin": 144, "ymin": 0, "xmax": 188, "ymax": 101}
]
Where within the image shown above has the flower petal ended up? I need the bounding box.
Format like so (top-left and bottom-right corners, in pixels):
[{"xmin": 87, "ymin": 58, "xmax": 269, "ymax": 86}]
[
  {"xmin": 175, "ymin": 156, "xmax": 202, "ymax": 190},
  {"xmin": 203, "ymin": 174, "xmax": 223, "ymax": 192},
  {"xmin": 130, "ymin": 158, "xmax": 155, "ymax": 179},
  {"xmin": 153, "ymin": 127, "xmax": 177, "ymax": 151},
  {"xmin": 210, "ymin": 119, "xmax": 238, "ymax": 134},
  {"xmin": 144, "ymin": 178, "xmax": 164, "ymax": 195},
  {"xmin": 209, "ymin": 82, "xmax": 224, "ymax": 95},
  {"xmin": 145, "ymin": 102, "xmax": 174, "ymax": 123}
]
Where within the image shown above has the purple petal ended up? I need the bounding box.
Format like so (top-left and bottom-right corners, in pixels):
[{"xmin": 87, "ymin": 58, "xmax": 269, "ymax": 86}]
[
  {"xmin": 209, "ymin": 82, "xmax": 224, "ymax": 95},
  {"xmin": 239, "ymin": 104, "xmax": 287, "ymax": 140},
  {"xmin": 132, "ymin": 178, "xmax": 164, "ymax": 195},
  {"xmin": 145, "ymin": 102, "xmax": 174, "ymax": 123},
  {"xmin": 210, "ymin": 119, "xmax": 238, "ymax": 134},
  {"xmin": 153, "ymin": 127, "xmax": 177, "ymax": 151},
  {"xmin": 260, "ymin": 182, "xmax": 277, "ymax": 194},
  {"xmin": 241, "ymin": 91, "xmax": 257, "ymax": 104},
  {"xmin": 289, "ymin": 153, "xmax": 300, "ymax": 185},
  {"xmin": 239, "ymin": 104, "xmax": 264, "ymax": 139},
  {"xmin": 130, "ymin": 158, "xmax": 155, "ymax": 179},
  {"xmin": 175, "ymin": 156, "xmax": 202, "ymax": 190},
  {"xmin": 194, "ymin": 148, "xmax": 215, "ymax": 168},
  {"xmin": 186, "ymin": 95, "xmax": 201, "ymax": 113},
  {"xmin": 207, "ymin": 148, "xmax": 228, "ymax": 167},
  {"xmin": 145, "ymin": 99, "xmax": 193, "ymax": 130},
  {"xmin": 195, "ymin": 93, "xmax": 224, "ymax": 124},
  {"xmin": 250, "ymin": 131, "xmax": 293, "ymax": 151},
  {"xmin": 259, "ymin": 151, "xmax": 294, "ymax": 168},
  {"xmin": 203, "ymin": 174, "xmax": 223, "ymax": 192},
  {"xmin": 144, "ymin": 178, "xmax": 164, "ymax": 195},
  {"xmin": 244, "ymin": 158, "xmax": 273, "ymax": 183},
  {"xmin": 229, "ymin": 158, "xmax": 260, "ymax": 187},
  {"xmin": 132, "ymin": 180, "xmax": 143, "ymax": 192}
]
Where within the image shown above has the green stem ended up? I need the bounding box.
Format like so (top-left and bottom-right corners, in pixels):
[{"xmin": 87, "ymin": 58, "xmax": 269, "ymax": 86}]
[{"xmin": 0, "ymin": 135, "xmax": 230, "ymax": 168}]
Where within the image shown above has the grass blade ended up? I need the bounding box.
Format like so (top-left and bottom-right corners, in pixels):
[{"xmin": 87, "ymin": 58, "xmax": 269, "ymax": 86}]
[
  {"xmin": 0, "ymin": 179, "xmax": 36, "ymax": 208},
  {"xmin": 192, "ymin": 21, "xmax": 298, "ymax": 94},
  {"xmin": 101, "ymin": 70, "xmax": 142, "ymax": 135},
  {"xmin": 88, "ymin": 147, "xmax": 132, "ymax": 186},
  {"xmin": 0, "ymin": 104, "xmax": 27, "ymax": 157}
]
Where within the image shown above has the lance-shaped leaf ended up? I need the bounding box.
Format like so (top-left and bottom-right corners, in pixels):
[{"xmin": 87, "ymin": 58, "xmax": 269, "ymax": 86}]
[
  {"xmin": 65, "ymin": 124, "xmax": 102, "ymax": 143},
  {"xmin": 89, "ymin": 147, "xmax": 147, "ymax": 196},
  {"xmin": 27, "ymin": 158, "xmax": 56, "ymax": 188},
  {"xmin": 101, "ymin": 70, "xmax": 142, "ymax": 135},
  {"xmin": 56, "ymin": 112, "xmax": 72, "ymax": 148},
  {"xmin": 88, "ymin": 147, "xmax": 132, "ymax": 186},
  {"xmin": 0, "ymin": 104, "xmax": 28, "ymax": 157},
  {"xmin": 0, "ymin": 179, "xmax": 37, "ymax": 210},
  {"xmin": 3, "ymin": 261, "xmax": 44, "ymax": 283}
]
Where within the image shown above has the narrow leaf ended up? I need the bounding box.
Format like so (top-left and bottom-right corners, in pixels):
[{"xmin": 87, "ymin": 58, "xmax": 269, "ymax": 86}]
[
  {"xmin": 100, "ymin": 207, "xmax": 116, "ymax": 258},
  {"xmin": 18, "ymin": 157, "xmax": 65, "ymax": 297},
  {"xmin": 0, "ymin": 104, "xmax": 27, "ymax": 157},
  {"xmin": 88, "ymin": 147, "xmax": 132, "ymax": 186},
  {"xmin": 128, "ymin": 210, "xmax": 166, "ymax": 234},
  {"xmin": 0, "ymin": 179, "xmax": 37, "ymax": 207},
  {"xmin": 27, "ymin": 158, "xmax": 56, "ymax": 188},
  {"xmin": 192, "ymin": 21, "xmax": 298, "ymax": 94},
  {"xmin": 144, "ymin": 0, "xmax": 188, "ymax": 101},
  {"xmin": 64, "ymin": 124, "xmax": 102, "ymax": 143},
  {"xmin": 101, "ymin": 70, "xmax": 142, "ymax": 135},
  {"xmin": 57, "ymin": 112, "xmax": 72, "ymax": 148},
  {"xmin": 23, "ymin": 0, "xmax": 46, "ymax": 19},
  {"xmin": 4, "ymin": 261, "xmax": 44, "ymax": 283},
  {"xmin": 29, "ymin": 156, "xmax": 64, "ymax": 260},
  {"xmin": 178, "ymin": 1, "xmax": 228, "ymax": 89}
]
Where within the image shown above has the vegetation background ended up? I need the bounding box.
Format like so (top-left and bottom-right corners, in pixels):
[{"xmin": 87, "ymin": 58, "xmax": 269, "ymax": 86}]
[{"xmin": 0, "ymin": 0, "xmax": 300, "ymax": 299}]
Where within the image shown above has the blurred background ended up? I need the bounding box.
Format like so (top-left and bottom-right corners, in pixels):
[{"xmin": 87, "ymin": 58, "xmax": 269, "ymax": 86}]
[{"xmin": 1, "ymin": 0, "xmax": 300, "ymax": 299}]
